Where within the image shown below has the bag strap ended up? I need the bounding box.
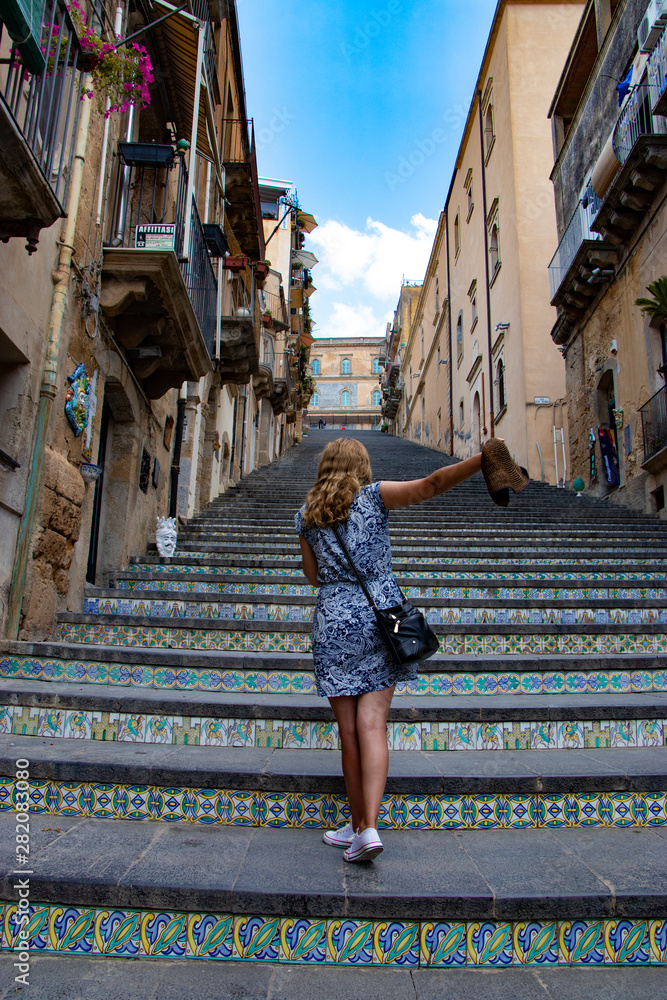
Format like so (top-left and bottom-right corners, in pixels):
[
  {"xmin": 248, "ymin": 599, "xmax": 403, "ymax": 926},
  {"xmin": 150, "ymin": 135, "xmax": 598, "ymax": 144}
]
[{"xmin": 331, "ymin": 523, "xmax": 380, "ymax": 612}]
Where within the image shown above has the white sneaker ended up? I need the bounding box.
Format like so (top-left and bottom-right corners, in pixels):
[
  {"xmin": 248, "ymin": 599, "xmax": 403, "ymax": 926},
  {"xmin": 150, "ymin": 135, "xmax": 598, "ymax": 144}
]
[
  {"xmin": 322, "ymin": 821, "xmax": 355, "ymax": 848},
  {"xmin": 343, "ymin": 827, "xmax": 383, "ymax": 863}
]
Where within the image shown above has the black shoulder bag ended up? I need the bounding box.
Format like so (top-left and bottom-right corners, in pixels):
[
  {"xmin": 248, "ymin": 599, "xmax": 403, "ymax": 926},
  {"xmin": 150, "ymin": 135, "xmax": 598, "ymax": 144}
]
[{"xmin": 331, "ymin": 523, "xmax": 439, "ymax": 666}]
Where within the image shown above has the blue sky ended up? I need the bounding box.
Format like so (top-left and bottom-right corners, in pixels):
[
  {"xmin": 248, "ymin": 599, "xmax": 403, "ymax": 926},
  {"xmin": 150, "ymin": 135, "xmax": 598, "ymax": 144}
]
[{"xmin": 237, "ymin": 0, "xmax": 499, "ymax": 337}]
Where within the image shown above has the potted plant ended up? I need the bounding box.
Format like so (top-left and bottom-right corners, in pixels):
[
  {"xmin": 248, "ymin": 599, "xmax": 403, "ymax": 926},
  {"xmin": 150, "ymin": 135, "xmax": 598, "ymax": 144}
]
[
  {"xmin": 224, "ymin": 256, "xmax": 250, "ymax": 272},
  {"xmin": 46, "ymin": 1, "xmax": 154, "ymax": 117},
  {"xmin": 262, "ymin": 310, "xmax": 272, "ymax": 328},
  {"xmin": 255, "ymin": 261, "xmax": 270, "ymax": 281}
]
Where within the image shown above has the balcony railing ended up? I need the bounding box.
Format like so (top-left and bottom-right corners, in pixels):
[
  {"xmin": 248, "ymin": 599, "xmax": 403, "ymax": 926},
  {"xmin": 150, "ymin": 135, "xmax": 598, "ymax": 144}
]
[
  {"xmin": 106, "ymin": 147, "xmax": 216, "ymax": 356},
  {"xmin": 261, "ymin": 334, "xmax": 275, "ymax": 371},
  {"xmin": 640, "ymin": 384, "xmax": 667, "ymax": 464},
  {"xmin": 613, "ymin": 82, "xmax": 667, "ymax": 164},
  {"xmin": 548, "ymin": 194, "xmax": 602, "ymax": 300},
  {"xmin": 261, "ymin": 288, "xmax": 289, "ymax": 327},
  {"xmin": 221, "ymin": 268, "xmax": 253, "ymax": 320},
  {"xmin": 0, "ymin": 0, "xmax": 86, "ymax": 235},
  {"xmin": 650, "ymin": 25, "xmax": 667, "ymax": 115},
  {"xmin": 221, "ymin": 117, "xmax": 251, "ymax": 164}
]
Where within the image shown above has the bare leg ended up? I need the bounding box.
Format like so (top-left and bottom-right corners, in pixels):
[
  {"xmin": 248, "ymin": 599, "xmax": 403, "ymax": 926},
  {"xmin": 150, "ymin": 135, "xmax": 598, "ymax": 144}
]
[
  {"xmin": 355, "ymin": 685, "xmax": 395, "ymax": 832},
  {"xmin": 328, "ymin": 695, "xmax": 364, "ymax": 831}
]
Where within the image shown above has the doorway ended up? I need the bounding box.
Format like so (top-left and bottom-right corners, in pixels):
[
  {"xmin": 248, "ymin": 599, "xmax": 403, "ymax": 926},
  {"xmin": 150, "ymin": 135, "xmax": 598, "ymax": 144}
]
[{"xmin": 86, "ymin": 403, "xmax": 110, "ymax": 584}]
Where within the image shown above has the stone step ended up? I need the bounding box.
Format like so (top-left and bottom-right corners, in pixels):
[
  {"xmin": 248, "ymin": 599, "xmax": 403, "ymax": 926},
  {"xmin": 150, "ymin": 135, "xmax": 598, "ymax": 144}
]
[
  {"xmin": 4, "ymin": 642, "xmax": 666, "ymax": 700},
  {"xmin": 107, "ymin": 574, "xmax": 667, "ymax": 599},
  {"xmin": 4, "ymin": 680, "xmax": 667, "ymax": 752},
  {"xmin": 3, "ymin": 956, "xmax": 666, "ymax": 1000},
  {"xmin": 4, "ymin": 733, "xmax": 667, "ymax": 832},
  {"xmin": 79, "ymin": 594, "xmax": 667, "ymax": 626},
  {"xmin": 1, "ymin": 814, "xmax": 665, "ymax": 935},
  {"xmin": 164, "ymin": 539, "xmax": 667, "ymax": 556},
  {"xmin": 124, "ymin": 560, "xmax": 667, "ymax": 582}
]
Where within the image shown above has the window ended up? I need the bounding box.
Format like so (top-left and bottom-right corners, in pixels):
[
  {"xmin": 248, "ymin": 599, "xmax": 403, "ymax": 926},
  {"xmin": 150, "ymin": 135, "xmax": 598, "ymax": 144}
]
[
  {"xmin": 490, "ymin": 222, "xmax": 500, "ymax": 276},
  {"xmin": 341, "ymin": 389, "xmax": 350, "ymax": 407},
  {"xmin": 454, "ymin": 213, "xmax": 460, "ymax": 257},
  {"xmin": 341, "ymin": 358, "xmax": 351, "ymax": 374},
  {"xmin": 311, "ymin": 358, "xmax": 321, "ymax": 375},
  {"xmin": 372, "ymin": 358, "xmax": 381, "ymax": 374},
  {"xmin": 459, "ymin": 399, "xmax": 464, "ymax": 425},
  {"xmin": 468, "ymin": 280, "xmax": 478, "ymax": 331},
  {"xmin": 372, "ymin": 389, "xmax": 381, "ymax": 406},
  {"xmin": 496, "ymin": 358, "xmax": 505, "ymax": 412},
  {"xmin": 435, "ymin": 274, "xmax": 440, "ymax": 316},
  {"xmin": 484, "ymin": 104, "xmax": 495, "ymax": 160},
  {"xmin": 311, "ymin": 390, "xmax": 319, "ymax": 406},
  {"xmin": 465, "ymin": 169, "xmax": 474, "ymax": 220},
  {"xmin": 456, "ymin": 312, "xmax": 464, "ymax": 361}
]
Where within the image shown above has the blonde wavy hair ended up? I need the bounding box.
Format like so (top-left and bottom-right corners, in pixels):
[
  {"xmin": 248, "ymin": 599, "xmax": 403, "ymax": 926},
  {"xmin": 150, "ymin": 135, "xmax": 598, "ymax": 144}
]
[{"xmin": 301, "ymin": 438, "xmax": 372, "ymax": 527}]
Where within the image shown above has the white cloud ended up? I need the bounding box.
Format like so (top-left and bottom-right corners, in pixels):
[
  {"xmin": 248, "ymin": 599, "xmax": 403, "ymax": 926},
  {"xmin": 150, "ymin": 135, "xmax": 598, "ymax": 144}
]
[
  {"xmin": 314, "ymin": 301, "xmax": 392, "ymax": 340},
  {"xmin": 309, "ymin": 213, "xmax": 437, "ymax": 301}
]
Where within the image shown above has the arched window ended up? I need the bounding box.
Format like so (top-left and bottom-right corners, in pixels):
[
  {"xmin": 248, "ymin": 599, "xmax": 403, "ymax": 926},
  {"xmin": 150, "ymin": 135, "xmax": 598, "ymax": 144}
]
[
  {"xmin": 372, "ymin": 389, "xmax": 381, "ymax": 406},
  {"xmin": 459, "ymin": 399, "xmax": 464, "ymax": 425},
  {"xmin": 311, "ymin": 358, "xmax": 320, "ymax": 375},
  {"xmin": 456, "ymin": 312, "xmax": 464, "ymax": 359},
  {"xmin": 454, "ymin": 213, "xmax": 460, "ymax": 256},
  {"xmin": 341, "ymin": 358, "xmax": 351, "ymax": 374},
  {"xmin": 341, "ymin": 389, "xmax": 350, "ymax": 407},
  {"xmin": 490, "ymin": 223, "xmax": 500, "ymax": 274},
  {"xmin": 311, "ymin": 391, "xmax": 319, "ymax": 406},
  {"xmin": 485, "ymin": 104, "xmax": 495, "ymax": 157},
  {"xmin": 496, "ymin": 358, "xmax": 505, "ymax": 411},
  {"xmin": 372, "ymin": 358, "xmax": 381, "ymax": 374}
]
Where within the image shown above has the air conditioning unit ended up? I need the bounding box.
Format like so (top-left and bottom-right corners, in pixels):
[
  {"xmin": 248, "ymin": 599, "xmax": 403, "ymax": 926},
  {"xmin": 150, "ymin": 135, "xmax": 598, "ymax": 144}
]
[{"xmin": 638, "ymin": 0, "xmax": 667, "ymax": 51}]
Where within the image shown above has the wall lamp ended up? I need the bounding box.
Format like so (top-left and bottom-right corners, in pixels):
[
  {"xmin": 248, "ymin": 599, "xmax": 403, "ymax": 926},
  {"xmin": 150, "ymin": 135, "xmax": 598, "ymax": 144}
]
[
  {"xmin": 438, "ymin": 359, "xmax": 448, "ymax": 365},
  {"xmin": 495, "ymin": 322, "xmax": 510, "ymax": 332},
  {"xmin": 411, "ymin": 372, "xmax": 421, "ymax": 378}
]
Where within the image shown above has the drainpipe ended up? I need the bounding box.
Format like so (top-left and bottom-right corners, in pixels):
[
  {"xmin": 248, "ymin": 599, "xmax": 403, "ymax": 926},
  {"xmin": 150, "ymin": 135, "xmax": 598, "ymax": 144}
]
[
  {"xmin": 6, "ymin": 79, "xmax": 94, "ymax": 638},
  {"xmin": 477, "ymin": 89, "xmax": 494, "ymax": 438},
  {"xmin": 444, "ymin": 205, "xmax": 454, "ymax": 456},
  {"xmin": 96, "ymin": 4, "xmax": 124, "ymax": 229},
  {"xmin": 169, "ymin": 385, "xmax": 187, "ymax": 518}
]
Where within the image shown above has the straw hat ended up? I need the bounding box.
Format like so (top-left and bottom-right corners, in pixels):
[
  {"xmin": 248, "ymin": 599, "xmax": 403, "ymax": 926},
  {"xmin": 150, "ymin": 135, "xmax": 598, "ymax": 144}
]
[{"xmin": 481, "ymin": 439, "xmax": 529, "ymax": 506}]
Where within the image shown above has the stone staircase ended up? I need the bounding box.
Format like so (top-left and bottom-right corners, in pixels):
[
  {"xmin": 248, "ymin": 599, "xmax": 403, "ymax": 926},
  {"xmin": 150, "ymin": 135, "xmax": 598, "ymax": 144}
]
[{"xmin": 1, "ymin": 430, "xmax": 667, "ymax": 997}]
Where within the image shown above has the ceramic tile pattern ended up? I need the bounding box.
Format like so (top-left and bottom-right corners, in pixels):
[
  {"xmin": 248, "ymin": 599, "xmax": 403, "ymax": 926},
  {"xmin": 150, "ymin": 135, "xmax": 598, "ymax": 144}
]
[
  {"xmin": 3, "ymin": 705, "xmax": 666, "ymax": 751},
  {"xmin": 3, "ymin": 656, "xmax": 666, "ymax": 698},
  {"xmin": 6, "ymin": 778, "xmax": 666, "ymax": 831},
  {"xmin": 1, "ymin": 902, "xmax": 666, "ymax": 966}
]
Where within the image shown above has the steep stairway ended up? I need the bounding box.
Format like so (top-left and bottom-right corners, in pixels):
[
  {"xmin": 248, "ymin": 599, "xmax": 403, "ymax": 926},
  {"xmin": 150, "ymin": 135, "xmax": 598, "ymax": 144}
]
[{"xmin": 1, "ymin": 430, "xmax": 667, "ymax": 994}]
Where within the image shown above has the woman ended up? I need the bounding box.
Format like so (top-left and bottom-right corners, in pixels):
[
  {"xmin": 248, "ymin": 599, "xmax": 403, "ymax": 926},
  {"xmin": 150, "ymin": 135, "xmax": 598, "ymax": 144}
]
[{"xmin": 295, "ymin": 437, "xmax": 483, "ymax": 863}]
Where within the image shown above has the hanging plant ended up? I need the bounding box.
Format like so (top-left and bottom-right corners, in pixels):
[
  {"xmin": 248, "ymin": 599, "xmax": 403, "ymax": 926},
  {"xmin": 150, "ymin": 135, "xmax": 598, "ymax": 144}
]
[{"xmin": 44, "ymin": 0, "xmax": 154, "ymax": 117}]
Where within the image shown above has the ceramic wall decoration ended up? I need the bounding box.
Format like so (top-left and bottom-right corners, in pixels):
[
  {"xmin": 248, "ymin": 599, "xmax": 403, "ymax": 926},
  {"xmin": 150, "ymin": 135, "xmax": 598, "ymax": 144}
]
[
  {"xmin": 64, "ymin": 364, "xmax": 90, "ymax": 437},
  {"xmin": 156, "ymin": 517, "xmax": 177, "ymax": 557}
]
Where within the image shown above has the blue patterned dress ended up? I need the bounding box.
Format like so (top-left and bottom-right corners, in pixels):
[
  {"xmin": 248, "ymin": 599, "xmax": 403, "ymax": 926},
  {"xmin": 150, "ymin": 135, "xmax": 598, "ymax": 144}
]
[{"xmin": 294, "ymin": 482, "xmax": 418, "ymax": 697}]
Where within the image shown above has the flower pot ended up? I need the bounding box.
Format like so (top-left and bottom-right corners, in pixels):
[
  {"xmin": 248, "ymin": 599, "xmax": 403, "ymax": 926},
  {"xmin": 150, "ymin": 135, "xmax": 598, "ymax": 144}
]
[
  {"xmin": 262, "ymin": 313, "xmax": 272, "ymax": 328},
  {"xmin": 224, "ymin": 256, "xmax": 250, "ymax": 272},
  {"xmin": 77, "ymin": 48, "xmax": 102, "ymax": 73},
  {"xmin": 255, "ymin": 262, "xmax": 269, "ymax": 280},
  {"xmin": 80, "ymin": 462, "xmax": 103, "ymax": 483}
]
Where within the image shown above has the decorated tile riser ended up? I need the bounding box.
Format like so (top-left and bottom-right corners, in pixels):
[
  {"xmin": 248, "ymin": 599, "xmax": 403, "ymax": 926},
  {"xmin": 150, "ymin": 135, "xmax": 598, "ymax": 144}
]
[
  {"xmin": 3, "ymin": 779, "xmax": 666, "ymax": 830},
  {"xmin": 2, "ymin": 905, "xmax": 667, "ymax": 966},
  {"xmin": 130, "ymin": 563, "xmax": 667, "ymax": 582},
  {"xmin": 174, "ymin": 546, "xmax": 665, "ymax": 559},
  {"xmin": 3, "ymin": 657, "xmax": 666, "ymax": 697},
  {"xmin": 54, "ymin": 624, "xmax": 667, "ymax": 656},
  {"xmin": 81, "ymin": 597, "xmax": 667, "ymax": 626},
  {"xmin": 3, "ymin": 706, "xmax": 665, "ymax": 750},
  {"xmin": 114, "ymin": 579, "xmax": 667, "ymax": 600}
]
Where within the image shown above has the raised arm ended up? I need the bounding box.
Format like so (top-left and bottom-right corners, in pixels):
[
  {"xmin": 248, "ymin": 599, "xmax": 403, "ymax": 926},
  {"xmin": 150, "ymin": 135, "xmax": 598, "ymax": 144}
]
[{"xmin": 379, "ymin": 453, "xmax": 482, "ymax": 510}]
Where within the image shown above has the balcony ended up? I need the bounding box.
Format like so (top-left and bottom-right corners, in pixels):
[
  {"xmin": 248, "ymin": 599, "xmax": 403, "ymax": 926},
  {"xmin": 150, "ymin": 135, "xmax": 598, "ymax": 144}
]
[
  {"xmin": 0, "ymin": 0, "xmax": 86, "ymax": 252},
  {"xmin": 649, "ymin": 24, "xmax": 667, "ymax": 117},
  {"xmin": 386, "ymin": 362, "xmax": 400, "ymax": 388},
  {"xmin": 253, "ymin": 333, "xmax": 275, "ymax": 399},
  {"xmin": 382, "ymin": 381, "xmax": 403, "ymax": 420},
  {"xmin": 261, "ymin": 288, "xmax": 289, "ymax": 329},
  {"xmin": 591, "ymin": 83, "xmax": 667, "ymax": 248},
  {"xmin": 221, "ymin": 118, "xmax": 265, "ymax": 261},
  {"xmin": 101, "ymin": 145, "xmax": 214, "ymax": 398},
  {"xmin": 640, "ymin": 384, "xmax": 667, "ymax": 473}
]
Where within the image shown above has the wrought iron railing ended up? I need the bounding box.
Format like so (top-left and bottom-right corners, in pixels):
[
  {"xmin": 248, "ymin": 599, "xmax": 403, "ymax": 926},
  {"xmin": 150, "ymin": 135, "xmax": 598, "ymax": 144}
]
[
  {"xmin": 649, "ymin": 25, "xmax": 667, "ymax": 108},
  {"xmin": 613, "ymin": 81, "xmax": 667, "ymax": 164},
  {"xmin": 0, "ymin": 0, "xmax": 86, "ymax": 209},
  {"xmin": 261, "ymin": 289, "xmax": 288, "ymax": 326},
  {"xmin": 221, "ymin": 269, "xmax": 252, "ymax": 319},
  {"xmin": 221, "ymin": 117, "xmax": 251, "ymax": 163},
  {"xmin": 261, "ymin": 334, "xmax": 275, "ymax": 371},
  {"xmin": 640, "ymin": 384, "xmax": 667, "ymax": 462},
  {"xmin": 548, "ymin": 194, "xmax": 602, "ymax": 300},
  {"xmin": 106, "ymin": 146, "xmax": 217, "ymax": 356}
]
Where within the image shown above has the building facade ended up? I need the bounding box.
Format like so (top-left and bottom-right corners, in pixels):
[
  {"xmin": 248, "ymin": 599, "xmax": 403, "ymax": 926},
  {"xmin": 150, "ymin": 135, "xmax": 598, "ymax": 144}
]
[
  {"xmin": 548, "ymin": 0, "xmax": 667, "ymax": 517},
  {"xmin": 0, "ymin": 0, "xmax": 315, "ymax": 639},
  {"xmin": 307, "ymin": 337, "xmax": 385, "ymax": 430},
  {"xmin": 384, "ymin": 0, "xmax": 585, "ymax": 486}
]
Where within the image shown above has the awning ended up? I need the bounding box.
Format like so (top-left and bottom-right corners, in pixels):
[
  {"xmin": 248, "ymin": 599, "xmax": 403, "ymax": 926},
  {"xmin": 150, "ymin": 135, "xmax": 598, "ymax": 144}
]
[
  {"xmin": 292, "ymin": 249, "xmax": 319, "ymax": 268},
  {"xmin": 152, "ymin": 0, "xmax": 213, "ymax": 160},
  {"xmin": 304, "ymin": 284, "xmax": 316, "ymax": 298},
  {"xmin": 296, "ymin": 211, "xmax": 318, "ymax": 233}
]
